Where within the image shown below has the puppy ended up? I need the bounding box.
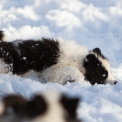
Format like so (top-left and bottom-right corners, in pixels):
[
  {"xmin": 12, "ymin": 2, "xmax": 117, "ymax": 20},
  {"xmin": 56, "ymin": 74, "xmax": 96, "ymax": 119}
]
[
  {"xmin": 0, "ymin": 91, "xmax": 81, "ymax": 122},
  {"xmin": 0, "ymin": 30, "xmax": 117, "ymax": 85}
]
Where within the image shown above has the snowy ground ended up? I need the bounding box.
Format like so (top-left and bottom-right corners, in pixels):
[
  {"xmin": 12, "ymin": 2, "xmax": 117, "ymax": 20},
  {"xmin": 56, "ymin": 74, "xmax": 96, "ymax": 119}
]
[{"xmin": 0, "ymin": 0, "xmax": 122, "ymax": 122}]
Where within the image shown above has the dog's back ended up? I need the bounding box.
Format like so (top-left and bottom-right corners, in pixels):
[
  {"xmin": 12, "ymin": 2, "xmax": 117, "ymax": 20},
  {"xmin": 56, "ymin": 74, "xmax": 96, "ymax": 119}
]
[{"xmin": 0, "ymin": 37, "xmax": 60, "ymax": 75}]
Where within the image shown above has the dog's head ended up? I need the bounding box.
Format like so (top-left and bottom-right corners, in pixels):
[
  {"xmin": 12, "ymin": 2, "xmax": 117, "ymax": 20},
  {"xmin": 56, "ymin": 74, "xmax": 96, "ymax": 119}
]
[
  {"xmin": 83, "ymin": 48, "xmax": 117, "ymax": 85},
  {"xmin": 0, "ymin": 91, "xmax": 81, "ymax": 122}
]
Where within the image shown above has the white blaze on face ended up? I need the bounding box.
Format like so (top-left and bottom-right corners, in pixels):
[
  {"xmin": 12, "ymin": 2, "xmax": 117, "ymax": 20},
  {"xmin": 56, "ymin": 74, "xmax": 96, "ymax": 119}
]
[
  {"xmin": 106, "ymin": 73, "xmax": 116, "ymax": 85},
  {"xmin": 98, "ymin": 56, "xmax": 116, "ymax": 85}
]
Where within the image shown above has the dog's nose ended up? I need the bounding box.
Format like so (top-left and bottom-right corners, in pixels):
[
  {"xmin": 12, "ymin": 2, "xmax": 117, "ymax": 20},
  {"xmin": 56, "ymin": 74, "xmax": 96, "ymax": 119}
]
[{"xmin": 114, "ymin": 81, "xmax": 118, "ymax": 84}]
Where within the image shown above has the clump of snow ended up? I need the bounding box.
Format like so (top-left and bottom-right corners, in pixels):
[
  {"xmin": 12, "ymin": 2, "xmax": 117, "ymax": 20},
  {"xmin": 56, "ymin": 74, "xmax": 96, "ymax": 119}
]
[{"xmin": 0, "ymin": 0, "xmax": 122, "ymax": 122}]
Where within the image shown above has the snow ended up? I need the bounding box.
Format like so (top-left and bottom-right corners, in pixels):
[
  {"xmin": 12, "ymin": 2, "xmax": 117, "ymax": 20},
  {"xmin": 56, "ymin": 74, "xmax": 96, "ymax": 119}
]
[{"xmin": 0, "ymin": 0, "xmax": 122, "ymax": 122}]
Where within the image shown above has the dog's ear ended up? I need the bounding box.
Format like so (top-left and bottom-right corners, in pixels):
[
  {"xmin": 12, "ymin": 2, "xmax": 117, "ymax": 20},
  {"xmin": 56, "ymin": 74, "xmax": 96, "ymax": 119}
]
[
  {"xmin": 26, "ymin": 95, "xmax": 47, "ymax": 118},
  {"xmin": 93, "ymin": 48, "xmax": 101, "ymax": 55},
  {"xmin": 2, "ymin": 95, "xmax": 27, "ymax": 113},
  {"xmin": 60, "ymin": 95, "xmax": 79, "ymax": 117}
]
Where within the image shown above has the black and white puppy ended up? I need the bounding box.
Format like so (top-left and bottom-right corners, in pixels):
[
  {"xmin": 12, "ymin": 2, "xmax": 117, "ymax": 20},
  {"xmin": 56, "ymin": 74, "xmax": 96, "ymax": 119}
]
[
  {"xmin": 0, "ymin": 91, "xmax": 80, "ymax": 122},
  {"xmin": 0, "ymin": 30, "xmax": 117, "ymax": 85}
]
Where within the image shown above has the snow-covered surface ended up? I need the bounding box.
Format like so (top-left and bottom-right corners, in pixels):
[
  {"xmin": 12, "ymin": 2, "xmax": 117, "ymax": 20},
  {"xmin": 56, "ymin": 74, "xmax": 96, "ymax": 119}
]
[{"xmin": 0, "ymin": 0, "xmax": 122, "ymax": 122}]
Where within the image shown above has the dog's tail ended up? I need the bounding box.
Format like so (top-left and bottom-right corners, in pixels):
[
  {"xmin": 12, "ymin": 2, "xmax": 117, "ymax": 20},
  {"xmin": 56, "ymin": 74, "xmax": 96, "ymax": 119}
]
[{"xmin": 0, "ymin": 30, "xmax": 6, "ymax": 42}]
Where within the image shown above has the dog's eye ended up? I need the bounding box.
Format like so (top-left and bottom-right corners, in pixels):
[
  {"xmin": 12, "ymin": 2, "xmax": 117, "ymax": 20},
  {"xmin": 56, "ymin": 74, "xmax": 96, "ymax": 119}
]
[
  {"xmin": 97, "ymin": 63, "xmax": 100, "ymax": 66},
  {"xmin": 96, "ymin": 62, "xmax": 102, "ymax": 67},
  {"xmin": 102, "ymin": 73, "xmax": 108, "ymax": 79},
  {"xmin": 96, "ymin": 63, "xmax": 100, "ymax": 67},
  {"xmin": 102, "ymin": 74, "xmax": 106, "ymax": 77}
]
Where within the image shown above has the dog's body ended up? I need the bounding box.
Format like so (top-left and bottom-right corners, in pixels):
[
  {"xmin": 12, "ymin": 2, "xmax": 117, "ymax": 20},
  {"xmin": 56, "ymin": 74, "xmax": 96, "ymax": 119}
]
[
  {"xmin": 0, "ymin": 30, "xmax": 116, "ymax": 85},
  {"xmin": 0, "ymin": 91, "xmax": 81, "ymax": 122}
]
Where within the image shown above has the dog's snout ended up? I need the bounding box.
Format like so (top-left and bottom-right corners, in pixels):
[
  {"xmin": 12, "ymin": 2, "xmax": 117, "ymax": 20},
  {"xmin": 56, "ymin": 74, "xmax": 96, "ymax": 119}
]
[{"xmin": 114, "ymin": 81, "xmax": 118, "ymax": 84}]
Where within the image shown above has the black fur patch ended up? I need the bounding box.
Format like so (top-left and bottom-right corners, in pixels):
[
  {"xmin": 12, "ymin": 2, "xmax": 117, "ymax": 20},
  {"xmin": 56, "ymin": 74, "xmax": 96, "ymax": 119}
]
[
  {"xmin": 60, "ymin": 94, "xmax": 81, "ymax": 122},
  {"xmin": 83, "ymin": 54, "xmax": 108, "ymax": 85},
  {"xmin": 0, "ymin": 38, "xmax": 60, "ymax": 75},
  {"xmin": 3, "ymin": 95, "xmax": 27, "ymax": 114},
  {"xmin": 2, "ymin": 94, "xmax": 47, "ymax": 119},
  {"xmin": 25, "ymin": 95, "xmax": 47, "ymax": 118}
]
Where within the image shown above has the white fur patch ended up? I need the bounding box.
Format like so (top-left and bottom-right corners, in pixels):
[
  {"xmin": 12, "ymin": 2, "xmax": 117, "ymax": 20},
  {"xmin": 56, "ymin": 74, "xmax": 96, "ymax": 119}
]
[
  {"xmin": 40, "ymin": 65, "xmax": 85, "ymax": 84},
  {"xmin": 58, "ymin": 39, "xmax": 89, "ymax": 74},
  {"xmin": 96, "ymin": 57, "xmax": 115, "ymax": 84},
  {"xmin": 0, "ymin": 59, "xmax": 9, "ymax": 73},
  {"xmin": 0, "ymin": 101, "xmax": 5, "ymax": 115},
  {"xmin": 21, "ymin": 70, "xmax": 40, "ymax": 78},
  {"xmin": 1, "ymin": 36, "xmax": 7, "ymax": 42},
  {"xmin": 106, "ymin": 73, "xmax": 116, "ymax": 85}
]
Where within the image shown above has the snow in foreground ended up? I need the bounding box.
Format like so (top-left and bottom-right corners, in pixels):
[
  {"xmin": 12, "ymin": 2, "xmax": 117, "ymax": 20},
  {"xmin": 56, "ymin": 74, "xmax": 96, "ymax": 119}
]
[{"xmin": 0, "ymin": 65, "xmax": 122, "ymax": 122}]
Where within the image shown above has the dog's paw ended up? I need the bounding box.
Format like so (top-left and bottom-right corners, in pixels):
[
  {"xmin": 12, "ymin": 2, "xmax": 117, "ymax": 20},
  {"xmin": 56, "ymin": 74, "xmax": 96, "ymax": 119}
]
[{"xmin": 64, "ymin": 77, "xmax": 75, "ymax": 84}]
